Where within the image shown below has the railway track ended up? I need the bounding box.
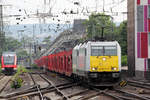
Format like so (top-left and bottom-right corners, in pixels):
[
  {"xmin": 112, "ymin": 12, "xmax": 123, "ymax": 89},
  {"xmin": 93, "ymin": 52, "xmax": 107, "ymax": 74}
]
[
  {"xmin": 127, "ymin": 79, "xmax": 150, "ymax": 89},
  {"xmin": 5, "ymin": 82, "xmax": 78, "ymax": 100},
  {"xmin": 0, "ymin": 74, "xmax": 5, "ymax": 80},
  {"xmin": 29, "ymin": 73, "xmax": 45, "ymax": 100},
  {"xmin": 94, "ymin": 78, "xmax": 150, "ymax": 100},
  {"xmin": 112, "ymin": 89, "xmax": 148, "ymax": 100},
  {"xmin": 2, "ymin": 73, "xmax": 80, "ymax": 100},
  {"xmin": 86, "ymin": 87, "xmax": 150, "ymax": 100},
  {"xmin": 4, "ymin": 73, "xmax": 110, "ymax": 100},
  {"xmin": 0, "ymin": 76, "xmax": 12, "ymax": 94},
  {"xmin": 1, "ymin": 72, "xmax": 150, "ymax": 100}
]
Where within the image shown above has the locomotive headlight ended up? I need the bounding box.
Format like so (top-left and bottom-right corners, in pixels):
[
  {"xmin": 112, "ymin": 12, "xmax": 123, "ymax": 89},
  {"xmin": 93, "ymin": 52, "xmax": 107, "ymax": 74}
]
[
  {"xmin": 112, "ymin": 67, "xmax": 117, "ymax": 70},
  {"xmin": 92, "ymin": 68, "xmax": 96, "ymax": 71},
  {"xmin": 92, "ymin": 67, "xmax": 97, "ymax": 71},
  {"xmin": 114, "ymin": 68, "xmax": 117, "ymax": 70},
  {"xmin": 102, "ymin": 57, "xmax": 106, "ymax": 61}
]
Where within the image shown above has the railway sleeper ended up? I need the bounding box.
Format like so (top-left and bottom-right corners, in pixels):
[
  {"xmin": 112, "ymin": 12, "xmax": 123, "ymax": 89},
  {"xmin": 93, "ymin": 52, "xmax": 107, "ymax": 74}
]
[
  {"xmin": 0, "ymin": 84, "xmax": 40, "ymax": 98},
  {"xmin": 103, "ymin": 92, "xmax": 125, "ymax": 100},
  {"xmin": 127, "ymin": 80, "xmax": 150, "ymax": 87},
  {"xmin": 128, "ymin": 82, "xmax": 150, "ymax": 90},
  {"xmin": 5, "ymin": 82, "xmax": 78, "ymax": 99},
  {"xmin": 114, "ymin": 89, "xmax": 148, "ymax": 100}
]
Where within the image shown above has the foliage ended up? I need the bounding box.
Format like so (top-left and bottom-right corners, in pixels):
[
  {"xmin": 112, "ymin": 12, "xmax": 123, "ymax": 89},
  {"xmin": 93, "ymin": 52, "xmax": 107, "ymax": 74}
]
[
  {"xmin": 11, "ymin": 65, "xmax": 28, "ymax": 89},
  {"xmin": 84, "ymin": 13, "xmax": 116, "ymax": 40},
  {"xmin": 117, "ymin": 21, "xmax": 127, "ymax": 55},
  {"xmin": 84, "ymin": 13, "xmax": 127, "ymax": 56},
  {"xmin": 12, "ymin": 66, "xmax": 28, "ymax": 81},
  {"xmin": 42, "ymin": 35, "xmax": 51, "ymax": 44},
  {"xmin": 0, "ymin": 37, "xmax": 21, "ymax": 57},
  {"xmin": 20, "ymin": 35, "xmax": 33, "ymax": 47},
  {"xmin": 5, "ymin": 37, "xmax": 22, "ymax": 51},
  {"xmin": 31, "ymin": 63, "xmax": 38, "ymax": 69},
  {"xmin": 16, "ymin": 49, "xmax": 29, "ymax": 60},
  {"xmin": 2, "ymin": 37, "xmax": 29, "ymax": 62},
  {"xmin": 11, "ymin": 76, "xmax": 23, "ymax": 89},
  {"xmin": 0, "ymin": 48, "xmax": 2, "ymax": 57},
  {"xmin": 121, "ymin": 55, "xmax": 127, "ymax": 66},
  {"xmin": 17, "ymin": 65, "xmax": 29, "ymax": 74}
]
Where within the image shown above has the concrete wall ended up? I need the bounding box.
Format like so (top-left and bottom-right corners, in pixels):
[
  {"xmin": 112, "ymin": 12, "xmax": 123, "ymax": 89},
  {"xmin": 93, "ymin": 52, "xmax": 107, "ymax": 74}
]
[{"xmin": 127, "ymin": 0, "xmax": 135, "ymax": 76}]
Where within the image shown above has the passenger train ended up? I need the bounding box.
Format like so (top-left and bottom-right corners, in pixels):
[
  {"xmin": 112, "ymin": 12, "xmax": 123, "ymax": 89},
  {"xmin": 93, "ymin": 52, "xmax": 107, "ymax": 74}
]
[
  {"xmin": 1, "ymin": 52, "xmax": 17, "ymax": 74},
  {"xmin": 35, "ymin": 41, "xmax": 121, "ymax": 86}
]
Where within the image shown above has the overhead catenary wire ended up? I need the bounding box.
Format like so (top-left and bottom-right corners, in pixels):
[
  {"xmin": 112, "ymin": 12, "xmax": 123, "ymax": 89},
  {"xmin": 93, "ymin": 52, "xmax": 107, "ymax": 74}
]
[{"xmin": 3, "ymin": 0, "xmax": 127, "ymax": 43}]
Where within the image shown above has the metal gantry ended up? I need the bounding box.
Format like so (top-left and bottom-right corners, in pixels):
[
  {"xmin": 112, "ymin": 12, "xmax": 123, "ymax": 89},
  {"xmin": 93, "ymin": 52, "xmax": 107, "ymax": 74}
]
[
  {"xmin": 0, "ymin": 5, "xmax": 4, "ymax": 53},
  {"xmin": 40, "ymin": 29, "xmax": 84, "ymax": 57}
]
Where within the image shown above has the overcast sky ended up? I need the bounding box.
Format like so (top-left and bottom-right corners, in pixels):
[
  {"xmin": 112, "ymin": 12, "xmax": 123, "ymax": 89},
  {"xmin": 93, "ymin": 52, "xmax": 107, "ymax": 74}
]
[{"xmin": 1, "ymin": 0, "xmax": 127, "ymax": 25}]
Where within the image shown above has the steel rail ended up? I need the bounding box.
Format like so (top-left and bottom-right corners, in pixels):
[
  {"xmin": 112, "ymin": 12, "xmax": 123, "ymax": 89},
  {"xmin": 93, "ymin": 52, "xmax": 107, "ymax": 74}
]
[
  {"xmin": 66, "ymin": 89, "xmax": 89, "ymax": 98},
  {"xmin": 0, "ymin": 75, "xmax": 5, "ymax": 80},
  {"xmin": 127, "ymin": 80, "xmax": 150, "ymax": 86},
  {"xmin": 102, "ymin": 92, "xmax": 124, "ymax": 100},
  {"xmin": 128, "ymin": 82, "xmax": 150, "ymax": 90},
  {"xmin": 91, "ymin": 87, "xmax": 142, "ymax": 100},
  {"xmin": 6, "ymin": 79, "xmax": 78, "ymax": 99},
  {"xmin": 0, "ymin": 76, "xmax": 12, "ymax": 93},
  {"xmin": 29, "ymin": 73, "xmax": 44, "ymax": 100},
  {"xmin": 114, "ymin": 89, "xmax": 149, "ymax": 100},
  {"xmin": 92, "ymin": 88, "xmax": 124, "ymax": 100},
  {"xmin": 127, "ymin": 80, "xmax": 150, "ymax": 90},
  {"xmin": 39, "ymin": 74, "xmax": 70, "ymax": 100}
]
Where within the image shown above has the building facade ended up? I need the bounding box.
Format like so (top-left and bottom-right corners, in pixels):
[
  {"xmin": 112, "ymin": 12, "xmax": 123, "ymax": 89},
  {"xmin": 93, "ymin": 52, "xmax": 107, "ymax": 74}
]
[{"xmin": 128, "ymin": 0, "xmax": 150, "ymax": 78}]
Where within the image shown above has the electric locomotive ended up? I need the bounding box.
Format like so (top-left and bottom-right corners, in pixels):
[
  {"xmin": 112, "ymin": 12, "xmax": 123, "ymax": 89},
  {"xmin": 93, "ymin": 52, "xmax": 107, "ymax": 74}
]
[
  {"xmin": 72, "ymin": 41, "xmax": 121, "ymax": 85},
  {"xmin": 1, "ymin": 52, "xmax": 17, "ymax": 74}
]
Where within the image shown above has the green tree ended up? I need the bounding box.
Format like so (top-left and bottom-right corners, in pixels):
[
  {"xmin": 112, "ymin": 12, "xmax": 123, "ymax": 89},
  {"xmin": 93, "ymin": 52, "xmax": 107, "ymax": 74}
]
[
  {"xmin": 42, "ymin": 35, "xmax": 51, "ymax": 44},
  {"xmin": 85, "ymin": 13, "xmax": 127, "ymax": 56},
  {"xmin": 118, "ymin": 21, "xmax": 127, "ymax": 55},
  {"xmin": 5, "ymin": 37, "xmax": 22, "ymax": 51},
  {"xmin": 84, "ymin": 13, "xmax": 116, "ymax": 40},
  {"xmin": 84, "ymin": 13, "xmax": 127, "ymax": 65},
  {"xmin": 20, "ymin": 35, "xmax": 34, "ymax": 49},
  {"xmin": 16, "ymin": 49, "xmax": 29, "ymax": 59}
]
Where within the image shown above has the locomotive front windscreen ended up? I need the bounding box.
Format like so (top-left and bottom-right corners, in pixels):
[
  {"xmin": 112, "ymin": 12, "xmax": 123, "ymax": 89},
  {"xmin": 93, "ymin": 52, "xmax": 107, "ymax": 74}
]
[
  {"xmin": 3, "ymin": 56, "xmax": 15, "ymax": 65},
  {"xmin": 104, "ymin": 46, "xmax": 117, "ymax": 56},
  {"xmin": 91, "ymin": 46, "xmax": 117, "ymax": 56},
  {"xmin": 91, "ymin": 46, "xmax": 103, "ymax": 56}
]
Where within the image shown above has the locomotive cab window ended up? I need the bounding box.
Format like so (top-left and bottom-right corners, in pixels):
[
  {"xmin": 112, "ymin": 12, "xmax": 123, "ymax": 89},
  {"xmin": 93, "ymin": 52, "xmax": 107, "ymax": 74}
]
[
  {"xmin": 104, "ymin": 46, "xmax": 117, "ymax": 56},
  {"xmin": 91, "ymin": 46, "xmax": 103, "ymax": 56}
]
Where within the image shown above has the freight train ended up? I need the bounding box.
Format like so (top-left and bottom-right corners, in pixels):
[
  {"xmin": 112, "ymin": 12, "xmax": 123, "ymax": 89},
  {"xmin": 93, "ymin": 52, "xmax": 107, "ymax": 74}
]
[
  {"xmin": 35, "ymin": 41, "xmax": 121, "ymax": 86},
  {"xmin": 1, "ymin": 52, "xmax": 17, "ymax": 74}
]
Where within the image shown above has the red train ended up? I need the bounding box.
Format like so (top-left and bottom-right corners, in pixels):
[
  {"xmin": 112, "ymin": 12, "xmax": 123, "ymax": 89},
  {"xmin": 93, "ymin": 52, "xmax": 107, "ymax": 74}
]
[
  {"xmin": 35, "ymin": 50, "xmax": 72, "ymax": 76},
  {"xmin": 1, "ymin": 52, "xmax": 17, "ymax": 74}
]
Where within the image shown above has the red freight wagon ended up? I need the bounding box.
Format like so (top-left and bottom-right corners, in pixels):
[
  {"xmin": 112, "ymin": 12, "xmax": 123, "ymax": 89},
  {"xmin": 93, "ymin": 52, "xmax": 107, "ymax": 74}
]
[
  {"xmin": 44, "ymin": 56, "xmax": 48, "ymax": 68},
  {"xmin": 48, "ymin": 55, "xmax": 52, "ymax": 71},
  {"xmin": 57, "ymin": 52, "xmax": 64, "ymax": 74},
  {"xmin": 63, "ymin": 50, "xmax": 72, "ymax": 76},
  {"xmin": 51, "ymin": 54, "xmax": 55, "ymax": 71},
  {"xmin": 35, "ymin": 49, "xmax": 73, "ymax": 76}
]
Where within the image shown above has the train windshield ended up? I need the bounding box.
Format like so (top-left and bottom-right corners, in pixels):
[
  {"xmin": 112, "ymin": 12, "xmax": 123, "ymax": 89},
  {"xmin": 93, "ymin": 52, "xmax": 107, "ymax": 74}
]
[
  {"xmin": 91, "ymin": 46, "xmax": 103, "ymax": 56},
  {"xmin": 104, "ymin": 46, "xmax": 117, "ymax": 56},
  {"xmin": 3, "ymin": 56, "xmax": 15, "ymax": 65},
  {"xmin": 91, "ymin": 46, "xmax": 117, "ymax": 56}
]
